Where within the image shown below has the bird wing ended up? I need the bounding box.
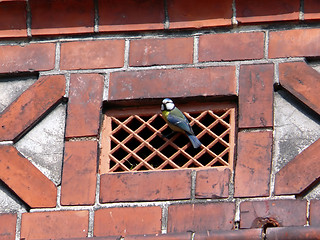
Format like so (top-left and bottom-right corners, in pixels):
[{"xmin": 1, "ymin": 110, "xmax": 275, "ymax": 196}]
[{"xmin": 167, "ymin": 112, "xmax": 194, "ymax": 135}]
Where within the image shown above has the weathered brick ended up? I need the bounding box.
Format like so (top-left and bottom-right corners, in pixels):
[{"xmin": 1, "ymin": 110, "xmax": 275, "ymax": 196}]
[
  {"xmin": 30, "ymin": 0, "xmax": 94, "ymax": 35},
  {"xmin": 239, "ymin": 64, "xmax": 274, "ymax": 128},
  {"xmin": 0, "ymin": 43, "xmax": 55, "ymax": 73},
  {"xmin": 279, "ymin": 61, "xmax": 320, "ymax": 116},
  {"xmin": 109, "ymin": 67, "xmax": 236, "ymax": 101},
  {"xmin": 195, "ymin": 229, "xmax": 263, "ymax": 240},
  {"xmin": 266, "ymin": 226, "xmax": 320, "ymax": 240},
  {"xmin": 61, "ymin": 141, "xmax": 97, "ymax": 206},
  {"xmin": 240, "ymin": 200, "xmax": 307, "ymax": 229},
  {"xmin": 274, "ymin": 138, "xmax": 320, "ymax": 195},
  {"xmin": 269, "ymin": 28, "xmax": 320, "ymax": 58},
  {"xmin": 0, "ymin": 75, "xmax": 65, "ymax": 141},
  {"xmin": 236, "ymin": 0, "xmax": 299, "ymax": 23},
  {"xmin": 195, "ymin": 167, "xmax": 231, "ymax": 199},
  {"xmin": 126, "ymin": 232, "xmax": 192, "ymax": 240},
  {"xmin": 21, "ymin": 210, "xmax": 89, "ymax": 239},
  {"xmin": 0, "ymin": 213, "xmax": 16, "ymax": 240},
  {"xmin": 167, "ymin": 0, "xmax": 232, "ymax": 29},
  {"xmin": 60, "ymin": 40, "xmax": 125, "ymax": 70},
  {"xmin": 129, "ymin": 38, "xmax": 193, "ymax": 66},
  {"xmin": 304, "ymin": 0, "xmax": 320, "ymax": 20},
  {"xmin": 100, "ymin": 170, "xmax": 191, "ymax": 203},
  {"xmin": 199, "ymin": 32, "xmax": 264, "ymax": 62},
  {"xmin": 310, "ymin": 200, "xmax": 320, "ymax": 226},
  {"xmin": 0, "ymin": 1, "xmax": 27, "ymax": 38},
  {"xmin": 0, "ymin": 145, "xmax": 57, "ymax": 208},
  {"xmin": 98, "ymin": 0, "xmax": 164, "ymax": 32},
  {"xmin": 94, "ymin": 206, "xmax": 162, "ymax": 237},
  {"xmin": 234, "ymin": 131, "xmax": 273, "ymax": 197},
  {"xmin": 167, "ymin": 202, "xmax": 235, "ymax": 233},
  {"xmin": 65, "ymin": 74, "xmax": 104, "ymax": 138}
]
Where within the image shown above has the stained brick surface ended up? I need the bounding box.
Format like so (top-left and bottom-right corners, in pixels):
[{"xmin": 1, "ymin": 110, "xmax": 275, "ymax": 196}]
[
  {"xmin": 65, "ymin": 74, "xmax": 104, "ymax": 138},
  {"xmin": 100, "ymin": 170, "xmax": 192, "ymax": 203},
  {"xmin": 310, "ymin": 200, "xmax": 320, "ymax": 226},
  {"xmin": 167, "ymin": 0, "xmax": 232, "ymax": 29},
  {"xmin": 94, "ymin": 207, "xmax": 162, "ymax": 237},
  {"xmin": 167, "ymin": 203, "xmax": 235, "ymax": 233},
  {"xmin": 98, "ymin": 0, "xmax": 164, "ymax": 32},
  {"xmin": 0, "ymin": 145, "xmax": 57, "ymax": 208},
  {"xmin": 239, "ymin": 64, "xmax": 274, "ymax": 128},
  {"xmin": 195, "ymin": 229, "xmax": 263, "ymax": 240},
  {"xmin": 0, "ymin": 43, "xmax": 55, "ymax": 73},
  {"xmin": 236, "ymin": 0, "xmax": 299, "ymax": 23},
  {"xmin": 279, "ymin": 61, "xmax": 320, "ymax": 116},
  {"xmin": 61, "ymin": 141, "xmax": 97, "ymax": 206},
  {"xmin": 195, "ymin": 167, "xmax": 231, "ymax": 199},
  {"xmin": 266, "ymin": 226, "xmax": 320, "ymax": 240},
  {"xmin": 240, "ymin": 200, "xmax": 307, "ymax": 228},
  {"xmin": 60, "ymin": 40, "xmax": 125, "ymax": 70},
  {"xmin": 30, "ymin": 0, "xmax": 94, "ymax": 35},
  {"xmin": 269, "ymin": 28, "xmax": 320, "ymax": 58},
  {"xmin": 109, "ymin": 66, "xmax": 236, "ymax": 101},
  {"xmin": 21, "ymin": 210, "xmax": 89, "ymax": 239},
  {"xmin": 199, "ymin": 32, "xmax": 264, "ymax": 62},
  {"xmin": 0, "ymin": 213, "xmax": 16, "ymax": 240},
  {"xmin": 304, "ymin": 0, "xmax": 320, "ymax": 20},
  {"xmin": 129, "ymin": 38, "xmax": 193, "ymax": 66},
  {"xmin": 0, "ymin": 1, "xmax": 27, "ymax": 38},
  {"xmin": 234, "ymin": 131, "xmax": 273, "ymax": 197},
  {"xmin": 0, "ymin": 75, "xmax": 65, "ymax": 141},
  {"xmin": 275, "ymin": 138, "xmax": 320, "ymax": 195}
]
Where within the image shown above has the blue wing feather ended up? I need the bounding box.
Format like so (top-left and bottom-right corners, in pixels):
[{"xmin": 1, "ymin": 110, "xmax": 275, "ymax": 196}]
[{"xmin": 167, "ymin": 112, "xmax": 194, "ymax": 135}]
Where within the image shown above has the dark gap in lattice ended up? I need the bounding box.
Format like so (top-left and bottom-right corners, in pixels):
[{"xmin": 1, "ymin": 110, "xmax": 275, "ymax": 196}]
[
  {"xmin": 223, "ymin": 133, "xmax": 229, "ymax": 142},
  {"xmin": 199, "ymin": 132, "xmax": 216, "ymax": 146},
  {"xmin": 197, "ymin": 152, "xmax": 214, "ymax": 166},
  {"xmin": 136, "ymin": 146, "xmax": 153, "ymax": 159},
  {"xmin": 148, "ymin": 155, "xmax": 165, "ymax": 169},
  {"xmin": 112, "ymin": 127, "xmax": 129, "ymax": 142},
  {"xmin": 172, "ymin": 154, "xmax": 190, "ymax": 167},
  {"xmin": 126, "ymin": 117, "xmax": 142, "ymax": 131},
  {"xmin": 126, "ymin": 137, "xmax": 141, "ymax": 151},
  {"xmin": 124, "ymin": 156, "xmax": 140, "ymax": 170},
  {"xmin": 111, "ymin": 146, "xmax": 128, "ymax": 160},
  {"xmin": 149, "ymin": 115, "xmax": 167, "ymax": 130},
  {"xmin": 210, "ymin": 141, "xmax": 226, "ymax": 155},
  {"xmin": 139, "ymin": 127, "xmax": 154, "ymax": 140},
  {"xmin": 150, "ymin": 135, "xmax": 166, "ymax": 148},
  {"xmin": 211, "ymin": 122, "xmax": 227, "ymax": 136}
]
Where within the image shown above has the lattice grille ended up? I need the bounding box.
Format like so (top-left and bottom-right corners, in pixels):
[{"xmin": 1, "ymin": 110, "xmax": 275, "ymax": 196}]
[{"xmin": 101, "ymin": 103, "xmax": 235, "ymax": 173}]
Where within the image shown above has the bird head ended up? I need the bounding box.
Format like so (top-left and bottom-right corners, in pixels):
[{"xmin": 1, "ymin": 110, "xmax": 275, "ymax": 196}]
[{"xmin": 161, "ymin": 98, "xmax": 175, "ymax": 111}]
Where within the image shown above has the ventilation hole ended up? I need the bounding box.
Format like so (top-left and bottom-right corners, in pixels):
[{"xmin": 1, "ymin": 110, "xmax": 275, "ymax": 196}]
[
  {"xmin": 162, "ymin": 163, "xmax": 175, "ymax": 169},
  {"xmin": 136, "ymin": 146, "xmax": 153, "ymax": 159},
  {"xmin": 148, "ymin": 155, "xmax": 165, "ymax": 169},
  {"xmin": 210, "ymin": 122, "xmax": 228, "ymax": 136},
  {"xmin": 172, "ymin": 154, "xmax": 190, "ymax": 167},
  {"xmin": 173, "ymin": 134, "xmax": 189, "ymax": 148},
  {"xmin": 210, "ymin": 141, "xmax": 226, "ymax": 155},
  {"xmin": 223, "ymin": 133, "xmax": 229, "ymax": 142},
  {"xmin": 223, "ymin": 114, "xmax": 230, "ymax": 124},
  {"xmin": 197, "ymin": 152, "xmax": 214, "ymax": 166},
  {"xmin": 222, "ymin": 152, "xmax": 229, "ymax": 163},
  {"xmin": 149, "ymin": 135, "xmax": 166, "ymax": 149},
  {"xmin": 199, "ymin": 112, "xmax": 216, "ymax": 127},
  {"xmin": 162, "ymin": 144, "xmax": 177, "ymax": 157},
  {"xmin": 126, "ymin": 117, "xmax": 142, "ymax": 131},
  {"xmin": 123, "ymin": 156, "xmax": 140, "ymax": 170},
  {"xmin": 111, "ymin": 146, "xmax": 129, "ymax": 160},
  {"xmin": 139, "ymin": 127, "xmax": 154, "ymax": 140},
  {"xmin": 149, "ymin": 115, "xmax": 167, "ymax": 130},
  {"xmin": 126, "ymin": 137, "xmax": 141, "ymax": 151},
  {"xmin": 199, "ymin": 132, "xmax": 216, "ymax": 146},
  {"xmin": 112, "ymin": 128, "xmax": 130, "ymax": 142}
]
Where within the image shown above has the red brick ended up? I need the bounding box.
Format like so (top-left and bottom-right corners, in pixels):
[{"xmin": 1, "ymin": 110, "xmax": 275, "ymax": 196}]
[
  {"xmin": 305, "ymin": 0, "xmax": 320, "ymax": 20},
  {"xmin": 109, "ymin": 67, "xmax": 236, "ymax": 101},
  {"xmin": 199, "ymin": 32, "xmax": 264, "ymax": 62},
  {"xmin": 126, "ymin": 232, "xmax": 192, "ymax": 240},
  {"xmin": 98, "ymin": 0, "xmax": 164, "ymax": 32},
  {"xmin": 310, "ymin": 200, "xmax": 320, "ymax": 226},
  {"xmin": 65, "ymin": 74, "xmax": 104, "ymax": 138},
  {"xmin": 167, "ymin": 0, "xmax": 232, "ymax": 29},
  {"xmin": 60, "ymin": 40, "xmax": 125, "ymax": 70},
  {"xmin": 0, "ymin": 1, "xmax": 27, "ymax": 38},
  {"xmin": 129, "ymin": 38, "xmax": 193, "ymax": 66},
  {"xmin": 269, "ymin": 28, "xmax": 320, "ymax": 58},
  {"xmin": 234, "ymin": 131, "xmax": 273, "ymax": 197},
  {"xmin": 274, "ymin": 138, "xmax": 320, "ymax": 195},
  {"xmin": 100, "ymin": 170, "xmax": 191, "ymax": 203},
  {"xmin": 240, "ymin": 200, "xmax": 307, "ymax": 229},
  {"xmin": 195, "ymin": 229, "xmax": 263, "ymax": 240},
  {"xmin": 239, "ymin": 64, "xmax": 274, "ymax": 128},
  {"xmin": 21, "ymin": 210, "xmax": 89, "ymax": 239},
  {"xmin": 0, "ymin": 43, "xmax": 55, "ymax": 73},
  {"xmin": 30, "ymin": 0, "xmax": 94, "ymax": 36},
  {"xmin": 195, "ymin": 167, "xmax": 231, "ymax": 199},
  {"xmin": 0, "ymin": 213, "xmax": 16, "ymax": 240},
  {"xmin": 0, "ymin": 145, "xmax": 57, "ymax": 208},
  {"xmin": 0, "ymin": 75, "xmax": 65, "ymax": 141},
  {"xmin": 61, "ymin": 141, "xmax": 97, "ymax": 206},
  {"xmin": 167, "ymin": 202, "xmax": 235, "ymax": 233},
  {"xmin": 266, "ymin": 226, "xmax": 320, "ymax": 240},
  {"xmin": 236, "ymin": 0, "xmax": 299, "ymax": 23},
  {"xmin": 279, "ymin": 61, "xmax": 320, "ymax": 116},
  {"xmin": 94, "ymin": 206, "xmax": 162, "ymax": 237}
]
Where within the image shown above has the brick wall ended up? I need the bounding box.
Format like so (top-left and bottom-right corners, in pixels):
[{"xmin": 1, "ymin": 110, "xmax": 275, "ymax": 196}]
[{"xmin": 0, "ymin": 0, "xmax": 320, "ymax": 239}]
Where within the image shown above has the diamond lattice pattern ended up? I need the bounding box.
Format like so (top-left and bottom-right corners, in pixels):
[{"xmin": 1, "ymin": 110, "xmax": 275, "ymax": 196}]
[{"xmin": 104, "ymin": 104, "xmax": 235, "ymax": 172}]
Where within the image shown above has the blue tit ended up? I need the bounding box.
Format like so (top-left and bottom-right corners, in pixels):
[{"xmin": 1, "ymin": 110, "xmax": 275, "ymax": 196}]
[{"xmin": 161, "ymin": 98, "xmax": 202, "ymax": 148}]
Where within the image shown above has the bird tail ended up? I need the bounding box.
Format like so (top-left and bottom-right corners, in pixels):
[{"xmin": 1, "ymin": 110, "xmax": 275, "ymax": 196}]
[{"xmin": 187, "ymin": 134, "xmax": 202, "ymax": 148}]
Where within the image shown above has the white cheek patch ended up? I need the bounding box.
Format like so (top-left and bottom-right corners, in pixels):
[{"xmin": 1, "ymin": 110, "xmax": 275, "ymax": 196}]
[{"xmin": 166, "ymin": 102, "xmax": 175, "ymax": 110}]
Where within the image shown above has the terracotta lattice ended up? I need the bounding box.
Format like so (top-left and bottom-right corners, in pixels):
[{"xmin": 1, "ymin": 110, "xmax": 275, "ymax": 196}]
[{"xmin": 100, "ymin": 102, "xmax": 235, "ymax": 173}]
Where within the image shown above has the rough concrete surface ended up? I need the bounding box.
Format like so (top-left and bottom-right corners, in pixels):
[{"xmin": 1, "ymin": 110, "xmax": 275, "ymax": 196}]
[{"xmin": 273, "ymin": 90, "xmax": 320, "ymax": 173}]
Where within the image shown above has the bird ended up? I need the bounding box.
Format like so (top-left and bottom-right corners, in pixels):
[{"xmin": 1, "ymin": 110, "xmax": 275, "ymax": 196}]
[{"xmin": 161, "ymin": 98, "xmax": 202, "ymax": 148}]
